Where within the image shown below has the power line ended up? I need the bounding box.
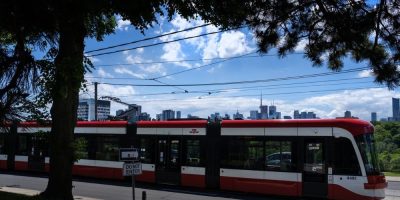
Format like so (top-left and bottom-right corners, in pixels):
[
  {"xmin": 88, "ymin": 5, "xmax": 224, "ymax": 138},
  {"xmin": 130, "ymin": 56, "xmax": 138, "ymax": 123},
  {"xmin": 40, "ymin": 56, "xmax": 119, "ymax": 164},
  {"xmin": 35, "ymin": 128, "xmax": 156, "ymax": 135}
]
[
  {"xmin": 85, "ymin": 23, "xmax": 211, "ymax": 54},
  {"xmin": 116, "ymin": 77, "xmax": 372, "ymax": 97},
  {"xmin": 148, "ymin": 51, "xmax": 256, "ymax": 80},
  {"xmin": 87, "ymin": 26, "xmax": 246, "ymax": 57},
  {"xmin": 92, "ymin": 52, "xmax": 304, "ymax": 67},
  {"xmin": 117, "ymin": 86, "xmax": 385, "ymax": 103},
  {"xmin": 98, "ymin": 67, "xmax": 370, "ymax": 87},
  {"xmin": 195, "ymin": 77, "xmax": 372, "ymax": 93},
  {"xmin": 86, "ymin": 51, "xmax": 258, "ymax": 81},
  {"xmin": 152, "ymin": 79, "xmax": 188, "ymax": 93}
]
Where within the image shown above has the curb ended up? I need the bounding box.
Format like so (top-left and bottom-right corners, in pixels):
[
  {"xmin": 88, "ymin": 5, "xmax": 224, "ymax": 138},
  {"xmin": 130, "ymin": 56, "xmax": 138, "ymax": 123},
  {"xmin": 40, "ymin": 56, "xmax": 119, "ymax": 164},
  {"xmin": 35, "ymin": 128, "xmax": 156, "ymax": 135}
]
[
  {"xmin": 386, "ymin": 176, "xmax": 400, "ymax": 182},
  {"xmin": 0, "ymin": 187, "xmax": 102, "ymax": 200}
]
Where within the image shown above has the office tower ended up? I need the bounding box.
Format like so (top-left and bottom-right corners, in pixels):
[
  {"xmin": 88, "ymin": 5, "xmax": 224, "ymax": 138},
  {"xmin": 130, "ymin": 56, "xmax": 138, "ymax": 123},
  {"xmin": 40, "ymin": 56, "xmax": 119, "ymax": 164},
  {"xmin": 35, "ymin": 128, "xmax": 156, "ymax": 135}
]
[{"xmin": 78, "ymin": 98, "xmax": 110, "ymax": 121}]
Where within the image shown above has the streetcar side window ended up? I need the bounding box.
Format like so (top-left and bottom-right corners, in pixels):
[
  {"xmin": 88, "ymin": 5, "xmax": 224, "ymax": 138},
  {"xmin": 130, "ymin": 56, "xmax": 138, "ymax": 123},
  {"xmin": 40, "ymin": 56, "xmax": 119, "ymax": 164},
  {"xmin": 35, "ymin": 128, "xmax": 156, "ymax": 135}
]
[
  {"xmin": 334, "ymin": 138, "xmax": 361, "ymax": 175},
  {"xmin": 0, "ymin": 135, "xmax": 4, "ymax": 154},
  {"xmin": 221, "ymin": 137, "xmax": 264, "ymax": 170},
  {"xmin": 185, "ymin": 139, "xmax": 202, "ymax": 166},
  {"xmin": 139, "ymin": 138, "xmax": 155, "ymax": 163},
  {"xmin": 17, "ymin": 135, "xmax": 28, "ymax": 155},
  {"xmin": 96, "ymin": 137, "xmax": 119, "ymax": 161},
  {"xmin": 74, "ymin": 136, "xmax": 89, "ymax": 159},
  {"xmin": 265, "ymin": 140, "xmax": 296, "ymax": 172}
]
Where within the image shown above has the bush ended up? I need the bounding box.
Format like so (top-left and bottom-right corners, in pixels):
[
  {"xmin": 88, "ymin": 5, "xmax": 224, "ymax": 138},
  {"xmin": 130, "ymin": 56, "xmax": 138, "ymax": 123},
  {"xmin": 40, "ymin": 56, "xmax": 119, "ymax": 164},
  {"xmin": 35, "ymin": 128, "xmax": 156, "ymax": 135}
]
[{"xmin": 390, "ymin": 154, "xmax": 400, "ymax": 172}]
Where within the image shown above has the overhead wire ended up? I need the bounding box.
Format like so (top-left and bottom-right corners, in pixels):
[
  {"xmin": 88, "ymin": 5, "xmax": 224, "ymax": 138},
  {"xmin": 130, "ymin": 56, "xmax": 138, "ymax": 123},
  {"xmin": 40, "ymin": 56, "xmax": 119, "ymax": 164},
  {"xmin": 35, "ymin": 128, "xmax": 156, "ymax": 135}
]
[
  {"xmin": 98, "ymin": 66, "xmax": 370, "ymax": 87},
  {"xmin": 148, "ymin": 51, "xmax": 257, "ymax": 80},
  {"xmin": 115, "ymin": 77, "xmax": 373, "ymax": 97},
  {"xmin": 86, "ymin": 26, "xmax": 247, "ymax": 57},
  {"xmin": 85, "ymin": 23, "xmax": 211, "ymax": 54},
  {"xmin": 116, "ymin": 86, "xmax": 385, "ymax": 103},
  {"xmin": 91, "ymin": 52, "xmax": 304, "ymax": 67}
]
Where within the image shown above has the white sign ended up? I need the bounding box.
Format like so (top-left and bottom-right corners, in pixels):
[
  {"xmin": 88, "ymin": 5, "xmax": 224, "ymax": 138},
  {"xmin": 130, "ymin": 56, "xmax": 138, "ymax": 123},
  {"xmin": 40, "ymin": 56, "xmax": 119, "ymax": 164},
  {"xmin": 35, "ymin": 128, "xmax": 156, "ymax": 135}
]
[
  {"xmin": 120, "ymin": 148, "xmax": 139, "ymax": 161},
  {"xmin": 123, "ymin": 163, "xmax": 142, "ymax": 176}
]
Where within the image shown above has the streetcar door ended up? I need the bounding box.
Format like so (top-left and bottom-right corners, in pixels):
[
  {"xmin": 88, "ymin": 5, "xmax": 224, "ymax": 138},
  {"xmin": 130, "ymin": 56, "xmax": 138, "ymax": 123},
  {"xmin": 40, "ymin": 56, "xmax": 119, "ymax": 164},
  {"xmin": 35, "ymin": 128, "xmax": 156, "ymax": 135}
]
[
  {"xmin": 28, "ymin": 136, "xmax": 46, "ymax": 171},
  {"xmin": 302, "ymin": 139, "xmax": 328, "ymax": 198},
  {"xmin": 156, "ymin": 138, "xmax": 181, "ymax": 185}
]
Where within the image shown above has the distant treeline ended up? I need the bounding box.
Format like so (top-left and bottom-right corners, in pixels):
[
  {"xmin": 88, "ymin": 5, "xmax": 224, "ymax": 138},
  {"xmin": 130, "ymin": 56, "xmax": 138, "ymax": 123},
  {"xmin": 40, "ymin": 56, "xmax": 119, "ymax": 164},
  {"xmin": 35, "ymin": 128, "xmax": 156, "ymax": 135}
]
[{"xmin": 372, "ymin": 122, "xmax": 400, "ymax": 172}]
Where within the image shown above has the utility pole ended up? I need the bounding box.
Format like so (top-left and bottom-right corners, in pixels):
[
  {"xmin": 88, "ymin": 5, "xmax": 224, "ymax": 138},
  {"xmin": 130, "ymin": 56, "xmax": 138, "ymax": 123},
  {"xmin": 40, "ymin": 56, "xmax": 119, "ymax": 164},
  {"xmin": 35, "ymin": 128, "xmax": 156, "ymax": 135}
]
[{"xmin": 94, "ymin": 82, "xmax": 98, "ymax": 121}]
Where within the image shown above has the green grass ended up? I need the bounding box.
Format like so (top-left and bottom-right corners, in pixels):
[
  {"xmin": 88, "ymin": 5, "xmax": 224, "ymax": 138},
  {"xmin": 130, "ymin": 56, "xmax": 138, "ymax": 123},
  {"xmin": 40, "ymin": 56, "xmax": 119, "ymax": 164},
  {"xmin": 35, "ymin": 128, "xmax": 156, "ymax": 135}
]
[
  {"xmin": 384, "ymin": 171, "xmax": 400, "ymax": 177},
  {"xmin": 0, "ymin": 191, "xmax": 45, "ymax": 200}
]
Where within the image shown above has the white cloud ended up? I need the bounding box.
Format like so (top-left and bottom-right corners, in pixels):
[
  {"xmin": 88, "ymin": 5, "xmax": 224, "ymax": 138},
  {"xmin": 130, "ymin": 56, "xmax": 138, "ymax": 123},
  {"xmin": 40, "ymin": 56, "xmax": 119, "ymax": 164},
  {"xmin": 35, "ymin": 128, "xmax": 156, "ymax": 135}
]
[
  {"xmin": 117, "ymin": 18, "xmax": 131, "ymax": 31},
  {"xmin": 126, "ymin": 55, "xmax": 140, "ymax": 64},
  {"xmin": 161, "ymin": 42, "xmax": 191, "ymax": 68},
  {"xmin": 136, "ymin": 48, "xmax": 144, "ymax": 54},
  {"xmin": 124, "ymin": 54, "xmax": 167, "ymax": 76},
  {"xmin": 89, "ymin": 57, "xmax": 101, "ymax": 63},
  {"xmin": 139, "ymin": 64, "xmax": 166, "ymax": 76},
  {"xmin": 97, "ymin": 68, "xmax": 114, "ymax": 78},
  {"xmin": 202, "ymin": 27, "xmax": 219, "ymax": 60},
  {"xmin": 358, "ymin": 69, "xmax": 373, "ymax": 78},
  {"xmin": 114, "ymin": 67, "xmax": 146, "ymax": 79},
  {"xmin": 217, "ymin": 31, "xmax": 254, "ymax": 58},
  {"xmin": 98, "ymin": 84, "xmax": 136, "ymax": 97},
  {"xmin": 84, "ymin": 54, "xmax": 101, "ymax": 63},
  {"xmin": 294, "ymin": 39, "xmax": 307, "ymax": 52}
]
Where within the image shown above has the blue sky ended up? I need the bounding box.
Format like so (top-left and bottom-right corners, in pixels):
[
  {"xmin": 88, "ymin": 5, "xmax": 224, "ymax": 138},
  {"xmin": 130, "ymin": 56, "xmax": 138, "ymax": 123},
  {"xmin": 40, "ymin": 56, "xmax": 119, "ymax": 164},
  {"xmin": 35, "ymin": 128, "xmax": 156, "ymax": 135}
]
[{"xmin": 82, "ymin": 15, "xmax": 398, "ymax": 121}]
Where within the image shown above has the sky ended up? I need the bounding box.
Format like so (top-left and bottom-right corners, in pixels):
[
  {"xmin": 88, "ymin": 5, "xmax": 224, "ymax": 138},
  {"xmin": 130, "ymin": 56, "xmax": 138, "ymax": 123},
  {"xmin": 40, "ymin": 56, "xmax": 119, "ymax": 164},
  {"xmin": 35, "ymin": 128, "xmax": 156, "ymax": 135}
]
[{"xmin": 82, "ymin": 15, "xmax": 399, "ymax": 121}]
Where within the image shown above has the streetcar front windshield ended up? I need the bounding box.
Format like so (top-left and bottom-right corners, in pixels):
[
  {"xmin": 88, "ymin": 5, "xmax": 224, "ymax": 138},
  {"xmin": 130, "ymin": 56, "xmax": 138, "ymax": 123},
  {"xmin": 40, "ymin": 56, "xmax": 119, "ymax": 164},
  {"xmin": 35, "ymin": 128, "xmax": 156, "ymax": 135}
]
[{"xmin": 355, "ymin": 133, "xmax": 381, "ymax": 175}]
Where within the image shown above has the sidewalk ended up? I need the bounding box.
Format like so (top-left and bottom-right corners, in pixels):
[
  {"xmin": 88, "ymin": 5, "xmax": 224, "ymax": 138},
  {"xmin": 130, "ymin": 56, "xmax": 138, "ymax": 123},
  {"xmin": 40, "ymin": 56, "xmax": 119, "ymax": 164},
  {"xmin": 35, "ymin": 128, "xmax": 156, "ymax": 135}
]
[
  {"xmin": 387, "ymin": 176, "xmax": 400, "ymax": 182},
  {"xmin": 0, "ymin": 187, "xmax": 101, "ymax": 200}
]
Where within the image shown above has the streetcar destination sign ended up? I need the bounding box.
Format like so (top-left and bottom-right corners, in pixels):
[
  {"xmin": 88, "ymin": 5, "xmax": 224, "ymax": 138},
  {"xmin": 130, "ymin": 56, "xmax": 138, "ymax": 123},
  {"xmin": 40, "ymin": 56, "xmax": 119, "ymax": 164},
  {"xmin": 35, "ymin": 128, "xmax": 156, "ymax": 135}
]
[
  {"xmin": 123, "ymin": 162, "xmax": 142, "ymax": 176},
  {"xmin": 119, "ymin": 148, "xmax": 139, "ymax": 161}
]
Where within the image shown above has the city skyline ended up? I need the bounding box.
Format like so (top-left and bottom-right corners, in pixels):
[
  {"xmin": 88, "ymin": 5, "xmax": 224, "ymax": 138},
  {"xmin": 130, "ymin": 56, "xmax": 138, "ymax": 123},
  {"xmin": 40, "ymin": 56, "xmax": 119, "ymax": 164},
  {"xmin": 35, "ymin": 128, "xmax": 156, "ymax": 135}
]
[
  {"xmin": 81, "ymin": 15, "xmax": 396, "ymax": 122},
  {"xmin": 78, "ymin": 96, "xmax": 400, "ymax": 122}
]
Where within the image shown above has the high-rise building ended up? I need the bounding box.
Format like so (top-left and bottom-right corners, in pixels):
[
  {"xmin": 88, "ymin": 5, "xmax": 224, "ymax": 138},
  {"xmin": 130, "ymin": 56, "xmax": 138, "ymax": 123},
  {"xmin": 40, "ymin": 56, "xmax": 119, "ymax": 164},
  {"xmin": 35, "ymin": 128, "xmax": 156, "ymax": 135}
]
[
  {"xmin": 269, "ymin": 105, "xmax": 277, "ymax": 118},
  {"xmin": 259, "ymin": 94, "xmax": 268, "ymax": 119},
  {"xmin": 162, "ymin": 109, "xmax": 175, "ymax": 120},
  {"xmin": 77, "ymin": 98, "xmax": 110, "ymax": 121},
  {"xmin": 300, "ymin": 112, "xmax": 307, "ymax": 119},
  {"xmin": 393, "ymin": 98, "xmax": 400, "ymax": 121},
  {"xmin": 344, "ymin": 110, "xmax": 352, "ymax": 118},
  {"xmin": 249, "ymin": 110, "xmax": 259, "ymax": 120},
  {"xmin": 275, "ymin": 112, "xmax": 281, "ymax": 119},
  {"xmin": 115, "ymin": 104, "xmax": 142, "ymax": 122},
  {"xmin": 371, "ymin": 112, "xmax": 377, "ymax": 122},
  {"xmin": 294, "ymin": 110, "xmax": 300, "ymax": 119},
  {"xmin": 138, "ymin": 112, "xmax": 151, "ymax": 121},
  {"xmin": 233, "ymin": 110, "xmax": 244, "ymax": 120},
  {"xmin": 176, "ymin": 111, "xmax": 181, "ymax": 119},
  {"xmin": 210, "ymin": 112, "xmax": 222, "ymax": 121},
  {"xmin": 260, "ymin": 106, "xmax": 268, "ymax": 119},
  {"xmin": 307, "ymin": 112, "xmax": 315, "ymax": 119}
]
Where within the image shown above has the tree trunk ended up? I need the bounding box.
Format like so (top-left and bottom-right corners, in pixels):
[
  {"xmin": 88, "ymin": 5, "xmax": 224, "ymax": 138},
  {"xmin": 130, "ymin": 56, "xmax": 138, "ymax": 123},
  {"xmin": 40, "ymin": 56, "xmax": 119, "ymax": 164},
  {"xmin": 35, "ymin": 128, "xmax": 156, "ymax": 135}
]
[{"xmin": 41, "ymin": 9, "xmax": 85, "ymax": 200}]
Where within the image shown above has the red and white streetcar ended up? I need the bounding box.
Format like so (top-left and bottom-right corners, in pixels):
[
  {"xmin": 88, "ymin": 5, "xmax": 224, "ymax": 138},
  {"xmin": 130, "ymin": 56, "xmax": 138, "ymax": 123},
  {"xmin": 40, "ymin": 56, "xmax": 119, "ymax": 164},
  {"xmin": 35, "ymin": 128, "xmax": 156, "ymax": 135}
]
[{"xmin": 0, "ymin": 119, "xmax": 387, "ymax": 199}]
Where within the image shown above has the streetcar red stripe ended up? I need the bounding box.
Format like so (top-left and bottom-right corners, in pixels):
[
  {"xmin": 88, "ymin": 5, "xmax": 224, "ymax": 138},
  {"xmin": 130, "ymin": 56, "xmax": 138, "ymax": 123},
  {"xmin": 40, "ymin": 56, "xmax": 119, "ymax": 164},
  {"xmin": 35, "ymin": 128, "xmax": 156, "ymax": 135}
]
[
  {"xmin": 137, "ymin": 120, "xmax": 208, "ymax": 128},
  {"xmin": 0, "ymin": 160, "xmax": 7, "ymax": 169},
  {"xmin": 220, "ymin": 176, "xmax": 300, "ymax": 196},
  {"xmin": 135, "ymin": 171, "xmax": 156, "ymax": 183},
  {"xmin": 72, "ymin": 165, "xmax": 124, "ymax": 180},
  {"xmin": 328, "ymin": 184, "xmax": 384, "ymax": 200},
  {"xmin": 14, "ymin": 161, "xmax": 28, "ymax": 171},
  {"xmin": 181, "ymin": 174, "xmax": 205, "ymax": 188}
]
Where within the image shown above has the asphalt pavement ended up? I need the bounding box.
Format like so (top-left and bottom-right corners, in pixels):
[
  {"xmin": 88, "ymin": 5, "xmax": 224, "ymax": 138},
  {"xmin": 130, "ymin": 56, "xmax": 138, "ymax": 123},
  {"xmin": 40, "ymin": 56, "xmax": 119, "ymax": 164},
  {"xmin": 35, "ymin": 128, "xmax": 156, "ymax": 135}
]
[{"xmin": 0, "ymin": 172, "xmax": 398, "ymax": 200}]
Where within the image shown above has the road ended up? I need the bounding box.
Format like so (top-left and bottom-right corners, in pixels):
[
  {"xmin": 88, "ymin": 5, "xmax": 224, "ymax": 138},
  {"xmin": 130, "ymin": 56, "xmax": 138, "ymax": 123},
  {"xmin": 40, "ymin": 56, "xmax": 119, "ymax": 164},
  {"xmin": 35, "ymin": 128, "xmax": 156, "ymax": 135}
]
[{"xmin": 0, "ymin": 172, "xmax": 398, "ymax": 200}]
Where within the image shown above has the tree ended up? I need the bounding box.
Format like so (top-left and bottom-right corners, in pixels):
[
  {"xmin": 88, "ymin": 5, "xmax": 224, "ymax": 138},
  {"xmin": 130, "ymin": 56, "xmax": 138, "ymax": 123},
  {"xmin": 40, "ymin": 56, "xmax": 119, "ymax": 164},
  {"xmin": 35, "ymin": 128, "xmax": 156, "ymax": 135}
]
[
  {"xmin": 1, "ymin": 0, "xmax": 399, "ymax": 199},
  {"xmin": 191, "ymin": 0, "xmax": 399, "ymax": 87}
]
